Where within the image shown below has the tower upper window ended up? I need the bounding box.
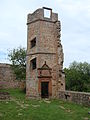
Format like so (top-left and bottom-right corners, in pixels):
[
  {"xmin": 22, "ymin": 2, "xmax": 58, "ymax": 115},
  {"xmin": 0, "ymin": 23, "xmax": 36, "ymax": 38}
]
[
  {"xmin": 43, "ymin": 7, "xmax": 52, "ymax": 18},
  {"xmin": 30, "ymin": 58, "xmax": 36, "ymax": 70},
  {"xmin": 31, "ymin": 37, "xmax": 36, "ymax": 48}
]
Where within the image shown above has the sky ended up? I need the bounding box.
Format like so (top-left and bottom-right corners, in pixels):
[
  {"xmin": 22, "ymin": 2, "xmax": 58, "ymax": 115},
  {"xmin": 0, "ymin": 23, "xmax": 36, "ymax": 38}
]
[{"xmin": 0, "ymin": 0, "xmax": 90, "ymax": 68}]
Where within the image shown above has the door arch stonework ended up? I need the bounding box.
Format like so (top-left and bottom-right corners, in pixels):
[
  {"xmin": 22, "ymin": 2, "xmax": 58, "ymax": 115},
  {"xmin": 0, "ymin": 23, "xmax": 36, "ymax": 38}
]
[{"xmin": 38, "ymin": 62, "xmax": 52, "ymax": 98}]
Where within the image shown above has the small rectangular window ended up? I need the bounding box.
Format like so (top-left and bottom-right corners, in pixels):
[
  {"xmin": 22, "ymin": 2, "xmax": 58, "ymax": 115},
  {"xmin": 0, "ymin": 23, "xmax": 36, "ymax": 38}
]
[
  {"xmin": 31, "ymin": 58, "xmax": 36, "ymax": 70},
  {"xmin": 31, "ymin": 37, "xmax": 36, "ymax": 48},
  {"xmin": 43, "ymin": 7, "xmax": 52, "ymax": 18},
  {"xmin": 44, "ymin": 9, "xmax": 51, "ymax": 18}
]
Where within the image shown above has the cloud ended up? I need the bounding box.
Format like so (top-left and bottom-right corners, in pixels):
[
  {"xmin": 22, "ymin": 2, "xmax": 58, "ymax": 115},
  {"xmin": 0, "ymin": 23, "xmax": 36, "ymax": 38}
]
[
  {"xmin": 0, "ymin": 49, "xmax": 9, "ymax": 63},
  {"xmin": 56, "ymin": 0, "xmax": 90, "ymax": 67},
  {"xmin": 0, "ymin": 0, "xmax": 90, "ymax": 67}
]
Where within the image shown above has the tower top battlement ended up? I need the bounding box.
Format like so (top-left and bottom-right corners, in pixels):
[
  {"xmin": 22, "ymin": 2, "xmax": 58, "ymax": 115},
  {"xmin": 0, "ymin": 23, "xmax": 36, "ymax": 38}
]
[{"xmin": 27, "ymin": 7, "xmax": 58, "ymax": 24}]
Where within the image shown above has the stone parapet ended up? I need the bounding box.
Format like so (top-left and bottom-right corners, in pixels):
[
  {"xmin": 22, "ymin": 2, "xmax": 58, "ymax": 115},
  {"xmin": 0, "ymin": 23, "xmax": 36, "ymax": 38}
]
[
  {"xmin": 27, "ymin": 7, "xmax": 58, "ymax": 24},
  {"xmin": 59, "ymin": 91, "xmax": 90, "ymax": 106}
]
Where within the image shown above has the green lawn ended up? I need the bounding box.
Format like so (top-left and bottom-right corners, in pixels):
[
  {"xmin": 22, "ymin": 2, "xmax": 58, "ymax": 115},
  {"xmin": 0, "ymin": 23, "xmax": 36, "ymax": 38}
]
[{"xmin": 0, "ymin": 89, "xmax": 90, "ymax": 120}]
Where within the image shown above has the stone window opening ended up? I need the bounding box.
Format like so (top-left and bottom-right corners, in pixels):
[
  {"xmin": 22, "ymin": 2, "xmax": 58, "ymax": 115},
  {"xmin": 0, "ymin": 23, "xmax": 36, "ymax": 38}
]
[
  {"xmin": 43, "ymin": 7, "xmax": 52, "ymax": 18},
  {"xmin": 31, "ymin": 37, "xmax": 36, "ymax": 48},
  {"xmin": 30, "ymin": 58, "xmax": 36, "ymax": 70}
]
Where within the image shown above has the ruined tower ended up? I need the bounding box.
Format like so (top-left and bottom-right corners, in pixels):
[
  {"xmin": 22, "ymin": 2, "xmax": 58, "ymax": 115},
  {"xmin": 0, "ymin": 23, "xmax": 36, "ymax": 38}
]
[{"xmin": 26, "ymin": 7, "xmax": 65, "ymax": 98}]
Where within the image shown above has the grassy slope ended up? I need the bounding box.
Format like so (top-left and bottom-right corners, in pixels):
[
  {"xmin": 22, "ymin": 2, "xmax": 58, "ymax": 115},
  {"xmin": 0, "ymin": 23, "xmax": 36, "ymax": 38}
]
[{"xmin": 0, "ymin": 89, "xmax": 90, "ymax": 120}]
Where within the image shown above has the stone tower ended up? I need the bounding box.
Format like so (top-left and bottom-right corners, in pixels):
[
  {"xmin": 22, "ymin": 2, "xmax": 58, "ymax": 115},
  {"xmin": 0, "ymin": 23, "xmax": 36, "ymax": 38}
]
[{"xmin": 26, "ymin": 7, "xmax": 65, "ymax": 98}]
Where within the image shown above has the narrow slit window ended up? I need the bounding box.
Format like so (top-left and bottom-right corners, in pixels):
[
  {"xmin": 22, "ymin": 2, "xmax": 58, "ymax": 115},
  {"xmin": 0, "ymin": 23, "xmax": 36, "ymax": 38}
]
[
  {"xmin": 31, "ymin": 37, "xmax": 36, "ymax": 48},
  {"xmin": 31, "ymin": 58, "xmax": 36, "ymax": 70}
]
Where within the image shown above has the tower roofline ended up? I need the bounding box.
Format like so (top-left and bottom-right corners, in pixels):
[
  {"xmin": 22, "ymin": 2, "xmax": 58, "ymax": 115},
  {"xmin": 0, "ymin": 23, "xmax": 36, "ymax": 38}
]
[
  {"xmin": 27, "ymin": 7, "xmax": 58, "ymax": 25},
  {"xmin": 43, "ymin": 7, "xmax": 52, "ymax": 10}
]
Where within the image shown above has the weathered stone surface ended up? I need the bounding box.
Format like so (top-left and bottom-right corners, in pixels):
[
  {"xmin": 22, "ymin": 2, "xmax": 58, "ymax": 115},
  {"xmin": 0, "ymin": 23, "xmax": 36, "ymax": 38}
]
[
  {"xmin": 0, "ymin": 63, "xmax": 25, "ymax": 89},
  {"xmin": 26, "ymin": 7, "xmax": 65, "ymax": 99},
  {"xmin": 59, "ymin": 91, "xmax": 90, "ymax": 106}
]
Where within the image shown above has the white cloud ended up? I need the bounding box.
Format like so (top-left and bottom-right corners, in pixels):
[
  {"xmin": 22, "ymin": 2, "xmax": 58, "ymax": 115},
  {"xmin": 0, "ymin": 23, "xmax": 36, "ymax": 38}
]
[{"xmin": 0, "ymin": 0, "xmax": 90, "ymax": 67}]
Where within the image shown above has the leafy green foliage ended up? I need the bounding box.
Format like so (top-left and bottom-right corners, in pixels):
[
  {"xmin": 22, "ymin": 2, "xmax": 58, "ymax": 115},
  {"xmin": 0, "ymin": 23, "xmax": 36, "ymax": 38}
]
[
  {"xmin": 64, "ymin": 61, "xmax": 90, "ymax": 92},
  {"xmin": 8, "ymin": 47, "xmax": 26, "ymax": 80}
]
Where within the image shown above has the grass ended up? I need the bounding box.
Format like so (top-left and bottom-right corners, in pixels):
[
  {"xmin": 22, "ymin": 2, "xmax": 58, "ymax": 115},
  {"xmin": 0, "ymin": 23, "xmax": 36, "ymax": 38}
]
[{"xmin": 0, "ymin": 89, "xmax": 90, "ymax": 120}]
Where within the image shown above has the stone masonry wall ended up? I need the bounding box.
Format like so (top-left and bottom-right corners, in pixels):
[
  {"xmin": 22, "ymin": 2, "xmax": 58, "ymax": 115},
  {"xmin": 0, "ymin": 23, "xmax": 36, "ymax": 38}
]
[
  {"xmin": 0, "ymin": 63, "xmax": 24, "ymax": 89},
  {"xmin": 59, "ymin": 91, "xmax": 90, "ymax": 106},
  {"xmin": 26, "ymin": 7, "xmax": 65, "ymax": 98}
]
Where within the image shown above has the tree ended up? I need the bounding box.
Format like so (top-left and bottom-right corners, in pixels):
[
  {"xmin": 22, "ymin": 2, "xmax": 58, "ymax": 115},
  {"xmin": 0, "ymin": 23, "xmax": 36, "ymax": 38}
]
[
  {"xmin": 64, "ymin": 61, "xmax": 90, "ymax": 92},
  {"xmin": 8, "ymin": 47, "xmax": 26, "ymax": 80}
]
